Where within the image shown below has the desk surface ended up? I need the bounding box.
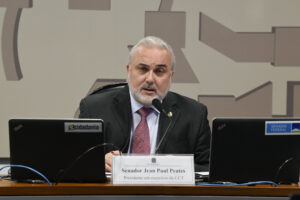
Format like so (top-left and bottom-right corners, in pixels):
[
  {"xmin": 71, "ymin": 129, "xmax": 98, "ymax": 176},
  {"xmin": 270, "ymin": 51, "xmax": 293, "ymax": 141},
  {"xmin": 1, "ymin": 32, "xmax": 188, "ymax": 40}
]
[{"xmin": 1, "ymin": 179, "xmax": 300, "ymax": 197}]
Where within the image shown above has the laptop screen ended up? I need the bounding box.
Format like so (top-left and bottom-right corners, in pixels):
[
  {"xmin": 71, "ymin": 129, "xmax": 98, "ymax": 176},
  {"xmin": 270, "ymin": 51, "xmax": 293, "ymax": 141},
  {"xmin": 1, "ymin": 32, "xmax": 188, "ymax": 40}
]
[
  {"xmin": 209, "ymin": 118, "xmax": 300, "ymax": 184},
  {"xmin": 9, "ymin": 118, "xmax": 105, "ymax": 183}
]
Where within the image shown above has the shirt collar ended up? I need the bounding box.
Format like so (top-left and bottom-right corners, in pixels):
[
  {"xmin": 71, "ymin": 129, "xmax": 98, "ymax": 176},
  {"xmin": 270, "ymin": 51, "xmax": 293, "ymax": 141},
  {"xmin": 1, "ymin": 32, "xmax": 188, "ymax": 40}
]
[{"xmin": 129, "ymin": 91, "xmax": 160, "ymax": 114}]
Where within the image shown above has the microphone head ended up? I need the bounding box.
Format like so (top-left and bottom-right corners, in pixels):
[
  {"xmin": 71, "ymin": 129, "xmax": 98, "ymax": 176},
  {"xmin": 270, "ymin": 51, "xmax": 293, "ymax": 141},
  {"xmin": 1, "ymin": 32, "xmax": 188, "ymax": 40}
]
[{"xmin": 152, "ymin": 98, "xmax": 163, "ymax": 112}]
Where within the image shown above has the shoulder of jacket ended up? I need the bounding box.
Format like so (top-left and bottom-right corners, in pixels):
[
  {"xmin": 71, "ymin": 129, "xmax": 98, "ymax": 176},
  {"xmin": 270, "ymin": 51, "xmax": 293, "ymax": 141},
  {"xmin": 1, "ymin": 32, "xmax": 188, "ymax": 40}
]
[{"xmin": 167, "ymin": 91, "xmax": 206, "ymax": 108}]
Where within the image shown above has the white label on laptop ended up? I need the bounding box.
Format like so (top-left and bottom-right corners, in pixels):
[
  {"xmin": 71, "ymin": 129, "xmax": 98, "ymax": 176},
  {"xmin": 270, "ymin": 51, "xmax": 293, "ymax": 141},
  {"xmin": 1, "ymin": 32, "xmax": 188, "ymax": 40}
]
[
  {"xmin": 112, "ymin": 154, "xmax": 195, "ymax": 185},
  {"xmin": 64, "ymin": 122, "xmax": 102, "ymax": 132},
  {"xmin": 265, "ymin": 121, "xmax": 300, "ymax": 135}
]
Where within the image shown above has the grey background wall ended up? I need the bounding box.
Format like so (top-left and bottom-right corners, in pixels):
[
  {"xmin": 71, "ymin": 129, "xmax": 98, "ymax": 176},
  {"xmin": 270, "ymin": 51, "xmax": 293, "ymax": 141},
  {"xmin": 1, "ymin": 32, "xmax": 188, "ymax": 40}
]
[{"xmin": 1, "ymin": 0, "xmax": 300, "ymax": 157}]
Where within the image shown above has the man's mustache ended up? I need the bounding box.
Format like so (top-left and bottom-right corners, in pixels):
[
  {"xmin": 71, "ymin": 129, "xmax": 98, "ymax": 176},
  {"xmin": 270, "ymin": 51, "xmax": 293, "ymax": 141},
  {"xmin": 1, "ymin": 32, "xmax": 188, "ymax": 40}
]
[{"xmin": 141, "ymin": 83, "xmax": 157, "ymax": 91}]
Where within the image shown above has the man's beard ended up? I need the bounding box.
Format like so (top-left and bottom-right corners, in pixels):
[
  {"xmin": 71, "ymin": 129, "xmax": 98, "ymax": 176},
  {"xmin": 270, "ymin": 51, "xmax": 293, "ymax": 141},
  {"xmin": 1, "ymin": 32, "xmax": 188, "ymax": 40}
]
[{"xmin": 127, "ymin": 76, "xmax": 169, "ymax": 105}]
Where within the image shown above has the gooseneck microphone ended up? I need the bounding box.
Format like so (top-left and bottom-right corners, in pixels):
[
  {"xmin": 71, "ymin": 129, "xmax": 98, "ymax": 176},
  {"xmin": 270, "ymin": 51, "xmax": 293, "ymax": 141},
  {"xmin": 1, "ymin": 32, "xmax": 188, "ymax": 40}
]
[
  {"xmin": 152, "ymin": 99, "xmax": 172, "ymax": 118},
  {"xmin": 152, "ymin": 98, "xmax": 173, "ymax": 153}
]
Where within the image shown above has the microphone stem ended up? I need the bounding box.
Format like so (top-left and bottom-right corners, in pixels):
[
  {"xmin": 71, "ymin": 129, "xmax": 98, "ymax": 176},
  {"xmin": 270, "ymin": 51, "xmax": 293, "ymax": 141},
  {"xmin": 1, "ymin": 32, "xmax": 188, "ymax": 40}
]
[{"xmin": 155, "ymin": 117, "xmax": 173, "ymax": 153}]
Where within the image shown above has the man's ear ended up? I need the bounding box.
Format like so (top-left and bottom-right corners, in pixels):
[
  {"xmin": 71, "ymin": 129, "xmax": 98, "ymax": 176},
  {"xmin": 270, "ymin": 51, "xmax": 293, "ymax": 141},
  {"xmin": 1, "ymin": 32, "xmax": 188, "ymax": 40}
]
[{"xmin": 126, "ymin": 65, "xmax": 130, "ymax": 72}]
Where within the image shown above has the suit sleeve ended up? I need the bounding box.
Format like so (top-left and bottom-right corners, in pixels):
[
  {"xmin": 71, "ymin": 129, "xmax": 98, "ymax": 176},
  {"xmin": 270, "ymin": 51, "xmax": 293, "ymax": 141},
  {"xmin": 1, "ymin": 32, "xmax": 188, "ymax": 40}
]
[
  {"xmin": 194, "ymin": 105, "xmax": 211, "ymax": 172},
  {"xmin": 79, "ymin": 99, "xmax": 90, "ymax": 118}
]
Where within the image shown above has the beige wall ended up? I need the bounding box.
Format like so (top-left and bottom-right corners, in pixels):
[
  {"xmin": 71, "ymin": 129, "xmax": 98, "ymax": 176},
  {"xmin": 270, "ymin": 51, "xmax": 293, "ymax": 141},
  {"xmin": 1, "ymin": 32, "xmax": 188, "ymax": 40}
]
[{"xmin": 1, "ymin": 0, "xmax": 300, "ymax": 156}]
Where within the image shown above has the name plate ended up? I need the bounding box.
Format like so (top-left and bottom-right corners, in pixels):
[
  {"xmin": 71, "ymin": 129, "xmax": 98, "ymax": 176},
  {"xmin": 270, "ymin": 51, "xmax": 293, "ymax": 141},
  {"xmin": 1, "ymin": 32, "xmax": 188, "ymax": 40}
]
[{"xmin": 112, "ymin": 154, "xmax": 195, "ymax": 185}]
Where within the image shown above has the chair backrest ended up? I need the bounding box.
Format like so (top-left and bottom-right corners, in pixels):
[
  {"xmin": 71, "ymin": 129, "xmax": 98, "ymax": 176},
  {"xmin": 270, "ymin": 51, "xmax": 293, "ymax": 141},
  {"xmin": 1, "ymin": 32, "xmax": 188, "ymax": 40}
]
[
  {"xmin": 89, "ymin": 82, "xmax": 127, "ymax": 95},
  {"xmin": 74, "ymin": 80, "xmax": 126, "ymax": 117}
]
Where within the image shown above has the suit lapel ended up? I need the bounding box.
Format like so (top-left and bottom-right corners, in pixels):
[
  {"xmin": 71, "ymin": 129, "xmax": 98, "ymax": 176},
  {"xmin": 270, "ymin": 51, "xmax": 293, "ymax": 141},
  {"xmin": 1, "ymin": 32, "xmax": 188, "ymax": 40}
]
[
  {"xmin": 156, "ymin": 92, "xmax": 180, "ymax": 153},
  {"xmin": 110, "ymin": 85, "xmax": 132, "ymax": 152}
]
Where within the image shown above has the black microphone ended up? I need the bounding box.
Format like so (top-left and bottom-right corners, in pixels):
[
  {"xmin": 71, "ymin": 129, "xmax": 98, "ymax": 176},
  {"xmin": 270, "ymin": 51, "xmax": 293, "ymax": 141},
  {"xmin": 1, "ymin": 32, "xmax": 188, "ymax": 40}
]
[
  {"xmin": 152, "ymin": 98, "xmax": 173, "ymax": 153},
  {"xmin": 152, "ymin": 98, "xmax": 172, "ymax": 118}
]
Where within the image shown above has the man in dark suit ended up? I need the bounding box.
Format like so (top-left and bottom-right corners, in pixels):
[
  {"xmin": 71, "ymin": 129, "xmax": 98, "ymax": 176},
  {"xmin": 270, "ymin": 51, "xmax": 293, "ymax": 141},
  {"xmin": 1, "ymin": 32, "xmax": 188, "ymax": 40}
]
[{"xmin": 79, "ymin": 36, "xmax": 211, "ymax": 172}]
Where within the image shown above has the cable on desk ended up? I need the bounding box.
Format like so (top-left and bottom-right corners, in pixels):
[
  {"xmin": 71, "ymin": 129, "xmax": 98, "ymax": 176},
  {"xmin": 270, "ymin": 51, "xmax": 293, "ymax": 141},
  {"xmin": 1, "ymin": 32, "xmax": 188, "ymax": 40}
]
[
  {"xmin": 274, "ymin": 157, "xmax": 300, "ymax": 184},
  {"xmin": 54, "ymin": 142, "xmax": 119, "ymax": 184},
  {"xmin": 196, "ymin": 181, "xmax": 278, "ymax": 187},
  {"xmin": 0, "ymin": 164, "xmax": 52, "ymax": 186}
]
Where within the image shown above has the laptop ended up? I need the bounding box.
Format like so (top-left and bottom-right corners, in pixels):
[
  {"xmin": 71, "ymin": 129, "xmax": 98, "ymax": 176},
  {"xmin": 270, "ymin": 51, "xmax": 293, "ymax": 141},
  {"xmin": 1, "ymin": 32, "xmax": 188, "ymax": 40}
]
[
  {"xmin": 209, "ymin": 118, "xmax": 300, "ymax": 184},
  {"xmin": 9, "ymin": 118, "xmax": 106, "ymax": 183}
]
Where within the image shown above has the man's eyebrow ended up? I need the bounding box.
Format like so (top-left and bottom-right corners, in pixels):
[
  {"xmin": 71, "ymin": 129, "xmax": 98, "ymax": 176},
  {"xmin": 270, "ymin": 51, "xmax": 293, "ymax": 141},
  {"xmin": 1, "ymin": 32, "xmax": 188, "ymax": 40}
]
[
  {"xmin": 138, "ymin": 63, "xmax": 149, "ymax": 67},
  {"xmin": 156, "ymin": 64, "xmax": 167, "ymax": 68}
]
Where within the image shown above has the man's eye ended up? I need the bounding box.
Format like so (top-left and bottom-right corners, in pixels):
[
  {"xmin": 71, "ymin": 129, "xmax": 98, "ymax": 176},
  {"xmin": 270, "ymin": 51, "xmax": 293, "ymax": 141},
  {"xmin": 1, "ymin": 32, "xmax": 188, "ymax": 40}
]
[
  {"xmin": 139, "ymin": 67, "xmax": 148, "ymax": 72},
  {"xmin": 155, "ymin": 68, "xmax": 166, "ymax": 74}
]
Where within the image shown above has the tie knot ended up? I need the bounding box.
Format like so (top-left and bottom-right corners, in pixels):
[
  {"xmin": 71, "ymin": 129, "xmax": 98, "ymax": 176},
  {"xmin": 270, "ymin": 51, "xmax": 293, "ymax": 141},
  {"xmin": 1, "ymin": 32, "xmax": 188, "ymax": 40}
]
[{"xmin": 138, "ymin": 107, "xmax": 153, "ymax": 118}]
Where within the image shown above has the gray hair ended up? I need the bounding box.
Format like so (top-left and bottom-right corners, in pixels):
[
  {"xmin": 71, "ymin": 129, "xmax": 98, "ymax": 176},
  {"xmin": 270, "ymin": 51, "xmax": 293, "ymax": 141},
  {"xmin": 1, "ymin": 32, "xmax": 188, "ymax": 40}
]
[{"xmin": 128, "ymin": 36, "xmax": 176, "ymax": 71}]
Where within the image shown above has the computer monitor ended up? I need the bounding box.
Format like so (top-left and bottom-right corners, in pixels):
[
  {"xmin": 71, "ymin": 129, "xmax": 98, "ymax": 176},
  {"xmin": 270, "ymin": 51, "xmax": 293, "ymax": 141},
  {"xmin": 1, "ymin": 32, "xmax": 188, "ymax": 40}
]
[
  {"xmin": 9, "ymin": 118, "xmax": 105, "ymax": 183},
  {"xmin": 209, "ymin": 118, "xmax": 300, "ymax": 184}
]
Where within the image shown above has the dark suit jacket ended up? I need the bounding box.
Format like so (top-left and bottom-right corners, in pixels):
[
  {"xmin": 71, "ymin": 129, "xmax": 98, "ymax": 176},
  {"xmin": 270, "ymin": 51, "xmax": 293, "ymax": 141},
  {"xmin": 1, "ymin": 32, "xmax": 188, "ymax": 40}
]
[{"xmin": 79, "ymin": 83, "xmax": 211, "ymax": 171}]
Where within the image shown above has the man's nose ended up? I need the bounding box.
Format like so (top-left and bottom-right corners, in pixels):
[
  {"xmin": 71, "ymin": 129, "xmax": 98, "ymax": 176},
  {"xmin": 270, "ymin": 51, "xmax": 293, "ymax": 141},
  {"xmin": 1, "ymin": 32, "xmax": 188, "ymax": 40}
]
[{"xmin": 145, "ymin": 71, "xmax": 154, "ymax": 83}]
